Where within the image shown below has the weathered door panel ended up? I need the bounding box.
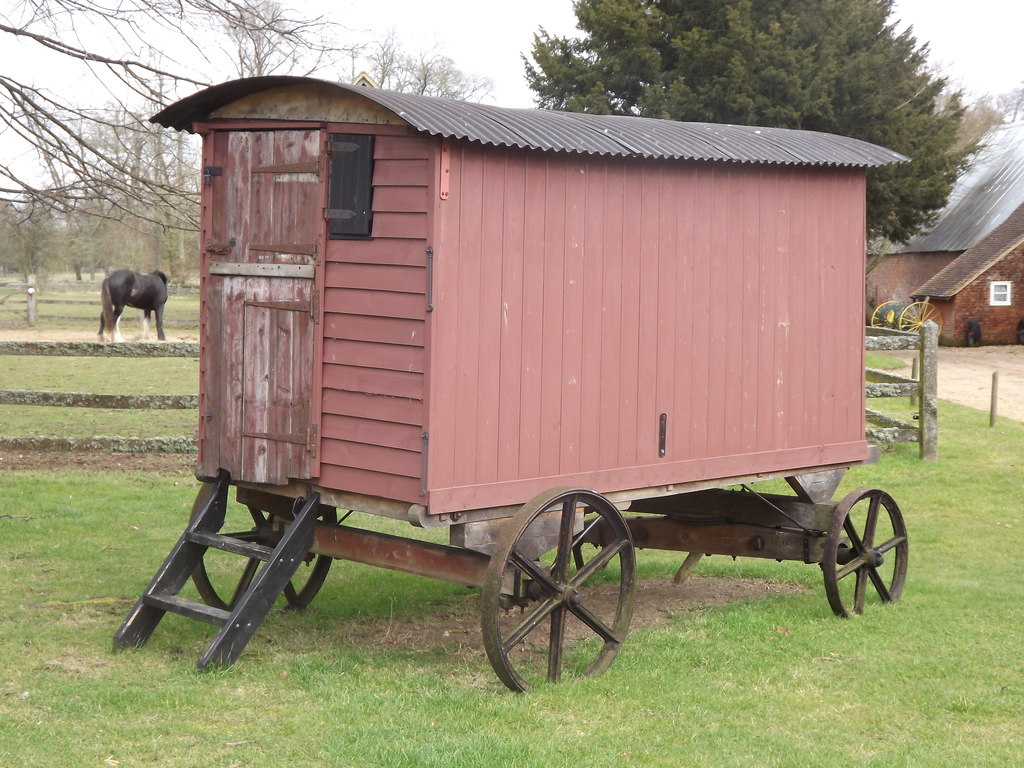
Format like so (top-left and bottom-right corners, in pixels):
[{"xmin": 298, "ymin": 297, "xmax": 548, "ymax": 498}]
[{"xmin": 200, "ymin": 128, "xmax": 323, "ymax": 485}]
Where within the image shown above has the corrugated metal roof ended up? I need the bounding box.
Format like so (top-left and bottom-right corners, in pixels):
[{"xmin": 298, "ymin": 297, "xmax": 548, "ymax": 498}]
[
  {"xmin": 914, "ymin": 201, "xmax": 1024, "ymax": 298},
  {"xmin": 151, "ymin": 76, "xmax": 906, "ymax": 168},
  {"xmin": 900, "ymin": 121, "xmax": 1024, "ymax": 253}
]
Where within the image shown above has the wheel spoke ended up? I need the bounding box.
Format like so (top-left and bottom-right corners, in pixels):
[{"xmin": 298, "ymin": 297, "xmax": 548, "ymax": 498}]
[
  {"xmin": 867, "ymin": 567, "xmax": 893, "ymax": 603},
  {"xmin": 509, "ymin": 551, "xmax": 560, "ymax": 597},
  {"xmin": 547, "ymin": 605, "xmax": 568, "ymax": 683},
  {"xmin": 501, "ymin": 595, "xmax": 561, "ymax": 652},
  {"xmin": 862, "ymin": 493, "xmax": 881, "ymax": 549},
  {"xmin": 566, "ymin": 598, "xmax": 622, "ymax": 644},
  {"xmin": 842, "ymin": 515, "xmax": 866, "ymax": 555},
  {"xmin": 570, "ymin": 538, "xmax": 628, "ymax": 588},
  {"xmin": 854, "ymin": 567, "xmax": 868, "ymax": 613},
  {"xmin": 834, "ymin": 554, "xmax": 868, "ymax": 582},
  {"xmin": 551, "ymin": 494, "xmax": 579, "ymax": 582},
  {"xmin": 875, "ymin": 533, "xmax": 907, "ymax": 556}
]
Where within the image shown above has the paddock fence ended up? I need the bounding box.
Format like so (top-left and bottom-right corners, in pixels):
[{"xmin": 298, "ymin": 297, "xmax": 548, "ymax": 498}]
[
  {"xmin": 865, "ymin": 322, "xmax": 938, "ymax": 461},
  {"xmin": 0, "ymin": 277, "xmax": 198, "ymax": 331},
  {"xmin": 0, "ymin": 340, "xmax": 200, "ymax": 454}
]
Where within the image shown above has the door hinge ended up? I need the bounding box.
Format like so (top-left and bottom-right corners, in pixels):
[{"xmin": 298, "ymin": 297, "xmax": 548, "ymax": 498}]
[
  {"xmin": 307, "ymin": 424, "xmax": 318, "ymax": 455},
  {"xmin": 203, "ymin": 166, "xmax": 222, "ymax": 186},
  {"xmin": 420, "ymin": 432, "xmax": 429, "ymax": 497},
  {"xmin": 426, "ymin": 246, "xmax": 434, "ymax": 313}
]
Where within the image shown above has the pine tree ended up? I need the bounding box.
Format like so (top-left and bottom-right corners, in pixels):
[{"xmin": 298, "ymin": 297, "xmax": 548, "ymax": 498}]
[{"xmin": 527, "ymin": 0, "xmax": 969, "ymax": 244}]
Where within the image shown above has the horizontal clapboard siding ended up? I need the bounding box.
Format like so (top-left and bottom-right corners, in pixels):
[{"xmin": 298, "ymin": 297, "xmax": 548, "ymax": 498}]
[{"xmin": 320, "ymin": 133, "xmax": 431, "ymax": 504}]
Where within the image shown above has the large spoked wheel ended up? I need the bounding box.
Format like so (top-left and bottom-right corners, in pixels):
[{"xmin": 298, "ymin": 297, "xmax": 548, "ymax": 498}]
[
  {"xmin": 822, "ymin": 488, "xmax": 908, "ymax": 617},
  {"xmin": 870, "ymin": 300, "xmax": 901, "ymax": 329},
  {"xmin": 898, "ymin": 301, "xmax": 942, "ymax": 334},
  {"xmin": 190, "ymin": 493, "xmax": 336, "ymax": 611},
  {"xmin": 481, "ymin": 488, "xmax": 636, "ymax": 692}
]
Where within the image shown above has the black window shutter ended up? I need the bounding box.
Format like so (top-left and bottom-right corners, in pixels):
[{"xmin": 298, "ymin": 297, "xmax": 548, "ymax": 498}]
[{"xmin": 327, "ymin": 134, "xmax": 374, "ymax": 238}]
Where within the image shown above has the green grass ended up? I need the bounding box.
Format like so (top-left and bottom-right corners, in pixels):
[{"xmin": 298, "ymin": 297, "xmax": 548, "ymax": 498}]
[
  {"xmin": 1, "ymin": 356, "xmax": 199, "ymax": 440},
  {"xmin": 1, "ymin": 399, "xmax": 1022, "ymax": 766}
]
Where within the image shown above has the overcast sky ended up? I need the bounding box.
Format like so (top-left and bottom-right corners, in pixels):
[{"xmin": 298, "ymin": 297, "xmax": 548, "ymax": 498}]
[{"xmin": 341, "ymin": 0, "xmax": 1023, "ymax": 108}]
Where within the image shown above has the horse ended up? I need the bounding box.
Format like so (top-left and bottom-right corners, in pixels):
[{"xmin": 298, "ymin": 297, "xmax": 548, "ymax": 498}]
[{"xmin": 98, "ymin": 270, "xmax": 168, "ymax": 342}]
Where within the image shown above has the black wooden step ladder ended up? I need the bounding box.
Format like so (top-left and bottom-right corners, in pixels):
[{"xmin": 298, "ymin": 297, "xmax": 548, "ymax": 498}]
[{"xmin": 113, "ymin": 471, "xmax": 321, "ymax": 669}]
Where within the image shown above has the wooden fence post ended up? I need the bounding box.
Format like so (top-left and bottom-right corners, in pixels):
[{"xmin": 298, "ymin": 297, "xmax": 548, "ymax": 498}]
[
  {"xmin": 990, "ymin": 372, "xmax": 999, "ymax": 427},
  {"xmin": 26, "ymin": 274, "xmax": 37, "ymax": 326},
  {"xmin": 918, "ymin": 322, "xmax": 938, "ymax": 460}
]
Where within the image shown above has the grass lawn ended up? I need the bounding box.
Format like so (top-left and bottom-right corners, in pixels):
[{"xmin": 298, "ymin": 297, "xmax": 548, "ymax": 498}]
[{"xmin": 1, "ymin": 397, "xmax": 1022, "ymax": 765}]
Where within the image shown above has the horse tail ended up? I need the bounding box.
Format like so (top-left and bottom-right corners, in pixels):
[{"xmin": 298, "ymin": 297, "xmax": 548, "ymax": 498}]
[
  {"xmin": 153, "ymin": 270, "xmax": 168, "ymax": 286},
  {"xmin": 98, "ymin": 277, "xmax": 114, "ymax": 341}
]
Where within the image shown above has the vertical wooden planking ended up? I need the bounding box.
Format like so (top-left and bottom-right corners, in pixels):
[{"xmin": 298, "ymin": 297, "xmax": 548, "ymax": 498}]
[
  {"xmin": 671, "ymin": 166, "xmax": 697, "ymax": 459},
  {"xmin": 559, "ymin": 156, "xmax": 587, "ymax": 473},
  {"xmin": 427, "ymin": 147, "xmax": 459, "ymax": 492},
  {"xmin": 755, "ymin": 168, "xmax": 780, "ymax": 451},
  {"xmin": 704, "ymin": 169, "xmax": 730, "ymax": 457},
  {"xmin": 688, "ymin": 165, "xmax": 714, "ymax": 460},
  {"xmin": 739, "ymin": 168, "xmax": 761, "ymax": 454},
  {"xmin": 616, "ymin": 164, "xmax": 642, "ymax": 468},
  {"xmin": 655, "ymin": 167, "xmax": 678, "ymax": 463},
  {"xmin": 597, "ymin": 160, "xmax": 624, "ymax": 469},
  {"xmin": 496, "ymin": 152, "xmax": 527, "ymax": 481},
  {"xmin": 636, "ymin": 164, "xmax": 661, "ymax": 465},
  {"xmin": 538, "ymin": 159, "xmax": 566, "ymax": 474},
  {"xmin": 451, "ymin": 146, "xmax": 484, "ymax": 486},
  {"xmin": 721, "ymin": 169, "xmax": 745, "ymax": 455},
  {"xmin": 773, "ymin": 172, "xmax": 793, "ymax": 450},
  {"xmin": 474, "ymin": 153, "xmax": 506, "ymax": 483},
  {"xmin": 517, "ymin": 159, "xmax": 548, "ymax": 480},
  {"xmin": 579, "ymin": 161, "xmax": 606, "ymax": 470}
]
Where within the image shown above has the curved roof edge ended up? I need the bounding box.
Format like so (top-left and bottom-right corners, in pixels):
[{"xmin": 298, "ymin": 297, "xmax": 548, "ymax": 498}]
[{"xmin": 151, "ymin": 76, "xmax": 908, "ymax": 169}]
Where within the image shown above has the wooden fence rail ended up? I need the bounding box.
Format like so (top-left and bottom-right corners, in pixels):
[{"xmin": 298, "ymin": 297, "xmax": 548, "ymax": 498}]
[
  {"xmin": 0, "ymin": 340, "xmax": 199, "ymax": 454},
  {"xmin": 0, "ymin": 341, "xmax": 198, "ymax": 357},
  {"xmin": 865, "ymin": 322, "xmax": 938, "ymax": 461}
]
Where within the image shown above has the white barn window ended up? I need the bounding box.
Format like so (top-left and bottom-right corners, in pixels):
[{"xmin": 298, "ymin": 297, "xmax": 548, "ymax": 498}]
[{"xmin": 990, "ymin": 281, "xmax": 1012, "ymax": 306}]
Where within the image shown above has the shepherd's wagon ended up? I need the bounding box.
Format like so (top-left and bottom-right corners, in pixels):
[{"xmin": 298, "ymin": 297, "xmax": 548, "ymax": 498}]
[{"xmin": 115, "ymin": 76, "xmax": 910, "ymax": 691}]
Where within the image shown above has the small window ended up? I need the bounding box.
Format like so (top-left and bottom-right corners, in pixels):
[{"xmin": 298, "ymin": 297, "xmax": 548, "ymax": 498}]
[
  {"xmin": 990, "ymin": 281, "xmax": 1011, "ymax": 306},
  {"xmin": 327, "ymin": 134, "xmax": 374, "ymax": 238}
]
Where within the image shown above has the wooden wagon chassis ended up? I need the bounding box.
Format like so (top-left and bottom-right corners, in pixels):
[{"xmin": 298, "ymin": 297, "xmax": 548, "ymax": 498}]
[{"xmin": 116, "ymin": 457, "xmax": 907, "ymax": 692}]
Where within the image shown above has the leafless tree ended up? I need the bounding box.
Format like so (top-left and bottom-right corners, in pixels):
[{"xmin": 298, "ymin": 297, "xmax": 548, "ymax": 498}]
[
  {"xmin": 366, "ymin": 29, "xmax": 493, "ymax": 101},
  {"xmin": 0, "ymin": 1, "xmax": 350, "ymax": 229}
]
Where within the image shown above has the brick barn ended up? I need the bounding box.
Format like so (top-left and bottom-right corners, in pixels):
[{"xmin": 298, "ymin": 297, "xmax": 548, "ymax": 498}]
[{"xmin": 867, "ymin": 121, "xmax": 1024, "ymax": 344}]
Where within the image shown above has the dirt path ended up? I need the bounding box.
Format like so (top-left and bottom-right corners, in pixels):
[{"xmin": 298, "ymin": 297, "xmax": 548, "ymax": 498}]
[{"xmin": 883, "ymin": 345, "xmax": 1024, "ymax": 423}]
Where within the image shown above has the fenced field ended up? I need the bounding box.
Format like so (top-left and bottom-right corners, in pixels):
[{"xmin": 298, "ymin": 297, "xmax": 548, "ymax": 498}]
[
  {"xmin": 0, "ymin": 281, "xmax": 200, "ymax": 339},
  {"xmin": 0, "ymin": 400, "xmax": 1021, "ymax": 766}
]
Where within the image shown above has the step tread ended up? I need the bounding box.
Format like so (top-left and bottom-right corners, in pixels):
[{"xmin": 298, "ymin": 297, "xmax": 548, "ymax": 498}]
[
  {"xmin": 186, "ymin": 530, "xmax": 274, "ymax": 560},
  {"xmin": 143, "ymin": 593, "xmax": 230, "ymax": 626}
]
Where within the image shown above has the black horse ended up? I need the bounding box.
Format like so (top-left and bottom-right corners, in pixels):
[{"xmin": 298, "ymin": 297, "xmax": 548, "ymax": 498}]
[{"xmin": 98, "ymin": 270, "xmax": 168, "ymax": 342}]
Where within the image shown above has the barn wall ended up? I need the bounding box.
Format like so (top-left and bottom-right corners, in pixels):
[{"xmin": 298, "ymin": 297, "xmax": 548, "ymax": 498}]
[
  {"xmin": 866, "ymin": 251, "xmax": 959, "ymax": 312},
  {"xmin": 318, "ymin": 131, "xmax": 433, "ymax": 503},
  {"xmin": 946, "ymin": 247, "xmax": 1024, "ymax": 344},
  {"xmin": 426, "ymin": 143, "xmax": 870, "ymax": 515}
]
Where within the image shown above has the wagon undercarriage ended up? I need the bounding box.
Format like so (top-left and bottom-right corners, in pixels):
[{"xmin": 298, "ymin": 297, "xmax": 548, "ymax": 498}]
[{"xmin": 114, "ymin": 470, "xmax": 908, "ymax": 692}]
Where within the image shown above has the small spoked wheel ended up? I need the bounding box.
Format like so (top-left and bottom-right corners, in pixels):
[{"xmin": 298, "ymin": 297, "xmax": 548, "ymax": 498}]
[
  {"xmin": 190, "ymin": 494, "xmax": 335, "ymax": 611},
  {"xmin": 481, "ymin": 488, "xmax": 636, "ymax": 692},
  {"xmin": 822, "ymin": 488, "xmax": 908, "ymax": 617}
]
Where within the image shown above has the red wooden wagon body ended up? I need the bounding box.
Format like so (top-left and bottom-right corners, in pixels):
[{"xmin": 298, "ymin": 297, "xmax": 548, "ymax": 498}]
[{"xmin": 116, "ymin": 77, "xmax": 910, "ymax": 690}]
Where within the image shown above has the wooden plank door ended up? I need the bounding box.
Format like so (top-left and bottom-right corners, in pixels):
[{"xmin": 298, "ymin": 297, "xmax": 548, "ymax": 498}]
[{"xmin": 201, "ymin": 128, "xmax": 323, "ymax": 485}]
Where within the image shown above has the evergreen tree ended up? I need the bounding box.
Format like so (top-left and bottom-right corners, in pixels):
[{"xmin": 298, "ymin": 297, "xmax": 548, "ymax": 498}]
[{"xmin": 527, "ymin": 0, "xmax": 970, "ymax": 244}]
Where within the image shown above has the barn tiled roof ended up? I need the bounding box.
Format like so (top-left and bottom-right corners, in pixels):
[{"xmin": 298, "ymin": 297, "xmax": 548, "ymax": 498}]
[
  {"xmin": 900, "ymin": 121, "xmax": 1024, "ymax": 253},
  {"xmin": 151, "ymin": 76, "xmax": 907, "ymax": 168},
  {"xmin": 914, "ymin": 201, "xmax": 1024, "ymax": 298}
]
